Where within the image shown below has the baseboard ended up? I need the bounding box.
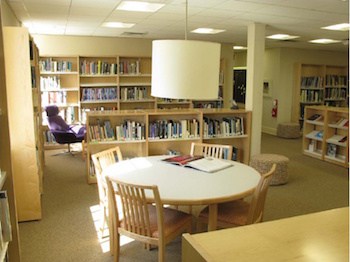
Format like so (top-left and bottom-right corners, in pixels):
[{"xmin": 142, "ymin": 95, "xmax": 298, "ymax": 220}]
[{"xmin": 262, "ymin": 126, "xmax": 277, "ymax": 136}]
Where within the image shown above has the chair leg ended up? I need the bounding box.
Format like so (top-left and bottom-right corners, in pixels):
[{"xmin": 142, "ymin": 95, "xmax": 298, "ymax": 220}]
[
  {"xmin": 100, "ymin": 205, "xmax": 109, "ymax": 238},
  {"xmin": 113, "ymin": 232, "xmax": 120, "ymax": 262},
  {"xmin": 158, "ymin": 240, "xmax": 165, "ymax": 262}
]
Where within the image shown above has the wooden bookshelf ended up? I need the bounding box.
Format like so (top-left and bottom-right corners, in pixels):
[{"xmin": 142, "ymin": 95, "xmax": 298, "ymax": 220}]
[
  {"xmin": 3, "ymin": 27, "xmax": 42, "ymax": 222},
  {"xmin": 85, "ymin": 108, "xmax": 251, "ymax": 184},
  {"xmin": 302, "ymin": 105, "xmax": 348, "ymax": 167},
  {"xmin": 119, "ymin": 56, "xmax": 156, "ymax": 110},
  {"xmin": 30, "ymin": 36, "xmax": 45, "ymax": 193},
  {"xmin": 292, "ymin": 63, "xmax": 348, "ymax": 125},
  {"xmin": 40, "ymin": 55, "xmax": 80, "ymax": 149}
]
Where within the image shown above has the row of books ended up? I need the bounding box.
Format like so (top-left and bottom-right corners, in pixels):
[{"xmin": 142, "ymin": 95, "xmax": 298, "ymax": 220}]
[
  {"xmin": 157, "ymin": 98, "xmax": 190, "ymax": 103},
  {"xmin": 325, "ymin": 75, "xmax": 347, "ymax": 87},
  {"xmin": 40, "ymin": 76, "xmax": 61, "ymax": 90},
  {"xmin": 116, "ymin": 121, "xmax": 146, "ymax": 141},
  {"xmin": 300, "ymin": 76, "xmax": 323, "ymax": 89},
  {"xmin": 88, "ymin": 120, "xmax": 146, "ymax": 142},
  {"xmin": 119, "ymin": 60, "xmax": 141, "ymax": 75},
  {"xmin": 81, "ymin": 88, "xmax": 118, "ymax": 102},
  {"xmin": 300, "ymin": 89, "xmax": 323, "ymax": 103},
  {"xmin": 42, "ymin": 91, "xmax": 67, "ymax": 106},
  {"xmin": 80, "ymin": 60, "xmax": 118, "ymax": 75},
  {"xmin": 204, "ymin": 117, "xmax": 244, "ymax": 137},
  {"xmin": 149, "ymin": 119, "xmax": 200, "ymax": 139},
  {"xmin": 120, "ymin": 87, "xmax": 149, "ymax": 101},
  {"xmin": 193, "ymin": 101, "xmax": 223, "ymax": 109},
  {"xmin": 39, "ymin": 59, "xmax": 73, "ymax": 72},
  {"xmin": 324, "ymin": 88, "xmax": 347, "ymax": 100},
  {"xmin": 43, "ymin": 130, "xmax": 56, "ymax": 143},
  {"xmin": 89, "ymin": 120, "xmax": 115, "ymax": 141}
]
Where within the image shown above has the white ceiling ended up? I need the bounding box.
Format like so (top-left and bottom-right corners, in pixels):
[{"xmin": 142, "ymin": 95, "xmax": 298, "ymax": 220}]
[{"xmin": 6, "ymin": 0, "xmax": 350, "ymax": 52}]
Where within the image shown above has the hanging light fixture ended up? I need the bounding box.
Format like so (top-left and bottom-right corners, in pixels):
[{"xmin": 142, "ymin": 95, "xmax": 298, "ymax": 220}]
[{"xmin": 151, "ymin": 0, "xmax": 221, "ymax": 100}]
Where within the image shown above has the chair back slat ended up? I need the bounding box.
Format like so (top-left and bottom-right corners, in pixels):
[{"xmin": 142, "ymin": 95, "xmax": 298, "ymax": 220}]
[
  {"xmin": 246, "ymin": 164, "xmax": 276, "ymax": 224},
  {"xmin": 115, "ymin": 181, "xmax": 158, "ymax": 238},
  {"xmin": 190, "ymin": 142, "xmax": 233, "ymax": 160},
  {"xmin": 91, "ymin": 147, "xmax": 123, "ymax": 201}
]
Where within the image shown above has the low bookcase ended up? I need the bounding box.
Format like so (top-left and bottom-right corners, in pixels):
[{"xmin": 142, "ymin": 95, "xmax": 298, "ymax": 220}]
[
  {"xmin": 303, "ymin": 105, "xmax": 348, "ymax": 167},
  {"xmin": 85, "ymin": 108, "xmax": 251, "ymax": 184}
]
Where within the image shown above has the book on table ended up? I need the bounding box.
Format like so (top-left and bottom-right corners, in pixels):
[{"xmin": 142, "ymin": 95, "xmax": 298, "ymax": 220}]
[{"xmin": 162, "ymin": 155, "xmax": 233, "ymax": 173}]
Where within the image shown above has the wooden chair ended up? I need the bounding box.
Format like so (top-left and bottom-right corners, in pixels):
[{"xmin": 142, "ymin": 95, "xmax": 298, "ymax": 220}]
[
  {"xmin": 91, "ymin": 146, "xmax": 123, "ymax": 237},
  {"xmin": 198, "ymin": 164, "xmax": 276, "ymax": 229},
  {"xmin": 106, "ymin": 178, "xmax": 192, "ymax": 262},
  {"xmin": 190, "ymin": 142, "xmax": 233, "ymax": 160}
]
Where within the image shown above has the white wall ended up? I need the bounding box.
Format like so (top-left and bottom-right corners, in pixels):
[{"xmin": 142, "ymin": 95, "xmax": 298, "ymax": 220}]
[
  {"xmin": 1, "ymin": 0, "xmax": 20, "ymax": 26},
  {"xmin": 234, "ymin": 47, "xmax": 347, "ymax": 135}
]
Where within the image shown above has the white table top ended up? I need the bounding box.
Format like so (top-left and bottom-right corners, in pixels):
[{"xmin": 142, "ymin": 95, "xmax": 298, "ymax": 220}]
[{"xmin": 103, "ymin": 155, "xmax": 260, "ymax": 206}]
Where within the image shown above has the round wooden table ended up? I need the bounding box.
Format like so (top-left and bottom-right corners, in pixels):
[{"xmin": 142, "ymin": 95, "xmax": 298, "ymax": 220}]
[{"xmin": 103, "ymin": 155, "xmax": 260, "ymax": 231}]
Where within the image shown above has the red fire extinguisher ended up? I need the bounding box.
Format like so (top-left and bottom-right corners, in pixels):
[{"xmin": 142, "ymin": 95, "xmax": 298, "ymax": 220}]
[{"xmin": 272, "ymin": 99, "xmax": 278, "ymax": 117}]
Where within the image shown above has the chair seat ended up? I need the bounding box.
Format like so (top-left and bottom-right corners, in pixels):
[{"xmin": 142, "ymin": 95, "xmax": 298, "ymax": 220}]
[
  {"xmin": 121, "ymin": 205, "xmax": 192, "ymax": 239},
  {"xmin": 200, "ymin": 200, "xmax": 250, "ymax": 226}
]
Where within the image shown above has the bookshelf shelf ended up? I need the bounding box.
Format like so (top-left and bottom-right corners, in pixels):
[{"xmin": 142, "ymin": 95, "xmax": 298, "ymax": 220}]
[
  {"xmin": 85, "ymin": 108, "xmax": 251, "ymax": 184},
  {"xmin": 303, "ymin": 105, "xmax": 348, "ymax": 167}
]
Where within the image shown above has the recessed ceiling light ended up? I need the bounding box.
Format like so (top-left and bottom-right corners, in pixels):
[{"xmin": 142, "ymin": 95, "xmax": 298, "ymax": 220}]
[
  {"xmin": 102, "ymin": 22, "xmax": 135, "ymax": 28},
  {"xmin": 309, "ymin": 39, "xmax": 342, "ymax": 44},
  {"xmin": 322, "ymin": 23, "xmax": 350, "ymax": 31},
  {"xmin": 233, "ymin": 46, "xmax": 247, "ymax": 50},
  {"xmin": 266, "ymin": 34, "xmax": 300, "ymax": 40},
  {"xmin": 116, "ymin": 1, "xmax": 164, "ymax": 12},
  {"xmin": 191, "ymin": 28, "xmax": 226, "ymax": 34}
]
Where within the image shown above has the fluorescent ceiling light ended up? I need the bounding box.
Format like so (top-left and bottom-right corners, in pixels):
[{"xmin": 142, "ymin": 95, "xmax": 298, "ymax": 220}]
[
  {"xmin": 266, "ymin": 34, "xmax": 300, "ymax": 40},
  {"xmin": 309, "ymin": 39, "xmax": 341, "ymax": 44},
  {"xmin": 102, "ymin": 22, "xmax": 135, "ymax": 28},
  {"xmin": 116, "ymin": 1, "xmax": 164, "ymax": 12},
  {"xmin": 191, "ymin": 28, "xmax": 225, "ymax": 34},
  {"xmin": 23, "ymin": 22, "xmax": 65, "ymax": 35},
  {"xmin": 233, "ymin": 46, "xmax": 247, "ymax": 50},
  {"xmin": 322, "ymin": 23, "xmax": 350, "ymax": 31}
]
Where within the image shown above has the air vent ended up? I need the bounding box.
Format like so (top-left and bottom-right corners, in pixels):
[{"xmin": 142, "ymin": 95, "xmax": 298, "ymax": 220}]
[
  {"xmin": 121, "ymin": 32, "xmax": 148, "ymax": 36},
  {"xmin": 277, "ymin": 39, "xmax": 299, "ymax": 42}
]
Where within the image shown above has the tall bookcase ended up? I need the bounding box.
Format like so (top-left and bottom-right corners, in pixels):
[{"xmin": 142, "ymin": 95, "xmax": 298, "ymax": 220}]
[
  {"xmin": 39, "ymin": 55, "xmax": 80, "ymax": 148},
  {"xmin": 3, "ymin": 27, "xmax": 42, "ymax": 222},
  {"xmin": 30, "ymin": 37, "xmax": 45, "ymax": 193},
  {"xmin": 302, "ymin": 105, "xmax": 348, "ymax": 167},
  {"xmin": 0, "ymin": 24, "xmax": 21, "ymax": 261},
  {"xmin": 85, "ymin": 108, "xmax": 251, "ymax": 184},
  {"xmin": 119, "ymin": 56, "xmax": 156, "ymax": 110},
  {"xmin": 292, "ymin": 63, "xmax": 348, "ymax": 125}
]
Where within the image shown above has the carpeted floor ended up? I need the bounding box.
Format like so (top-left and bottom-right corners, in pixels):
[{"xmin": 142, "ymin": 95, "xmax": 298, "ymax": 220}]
[{"xmin": 18, "ymin": 133, "xmax": 349, "ymax": 262}]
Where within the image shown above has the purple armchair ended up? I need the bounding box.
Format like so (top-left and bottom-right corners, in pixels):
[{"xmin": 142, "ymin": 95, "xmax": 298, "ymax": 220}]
[{"xmin": 45, "ymin": 105, "xmax": 86, "ymax": 153}]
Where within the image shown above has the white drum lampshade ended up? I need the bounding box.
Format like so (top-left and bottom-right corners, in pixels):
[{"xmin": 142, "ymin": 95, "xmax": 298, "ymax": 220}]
[{"xmin": 151, "ymin": 40, "xmax": 221, "ymax": 100}]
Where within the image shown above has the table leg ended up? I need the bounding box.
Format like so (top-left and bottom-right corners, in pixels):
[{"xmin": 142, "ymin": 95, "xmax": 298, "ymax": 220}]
[{"xmin": 208, "ymin": 204, "xmax": 218, "ymax": 231}]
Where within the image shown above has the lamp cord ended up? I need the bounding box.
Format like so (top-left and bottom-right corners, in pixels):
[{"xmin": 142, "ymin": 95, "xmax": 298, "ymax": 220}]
[{"xmin": 185, "ymin": 0, "xmax": 188, "ymax": 40}]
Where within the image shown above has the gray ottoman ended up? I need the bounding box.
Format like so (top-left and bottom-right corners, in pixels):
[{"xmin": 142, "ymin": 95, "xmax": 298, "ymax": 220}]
[
  {"xmin": 277, "ymin": 122, "xmax": 300, "ymax": 139},
  {"xmin": 250, "ymin": 154, "xmax": 289, "ymax": 185}
]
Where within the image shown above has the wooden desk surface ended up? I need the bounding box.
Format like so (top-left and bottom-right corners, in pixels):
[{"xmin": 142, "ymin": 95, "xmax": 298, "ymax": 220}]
[{"xmin": 182, "ymin": 207, "xmax": 349, "ymax": 262}]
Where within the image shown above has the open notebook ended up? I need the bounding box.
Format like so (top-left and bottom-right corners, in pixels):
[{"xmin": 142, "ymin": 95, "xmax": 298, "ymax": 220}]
[{"xmin": 162, "ymin": 155, "xmax": 233, "ymax": 173}]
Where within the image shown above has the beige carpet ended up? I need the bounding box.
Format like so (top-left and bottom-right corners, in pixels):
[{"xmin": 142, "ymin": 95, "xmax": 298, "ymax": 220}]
[{"xmin": 18, "ymin": 134, "xmax": 349, "ymax": 262}]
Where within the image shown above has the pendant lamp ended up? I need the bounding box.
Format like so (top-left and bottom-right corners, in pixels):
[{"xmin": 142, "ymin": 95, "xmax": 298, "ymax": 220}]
[{"xmin": 151, "ymin": 1, "xmax": 221, "ymax": 100}]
